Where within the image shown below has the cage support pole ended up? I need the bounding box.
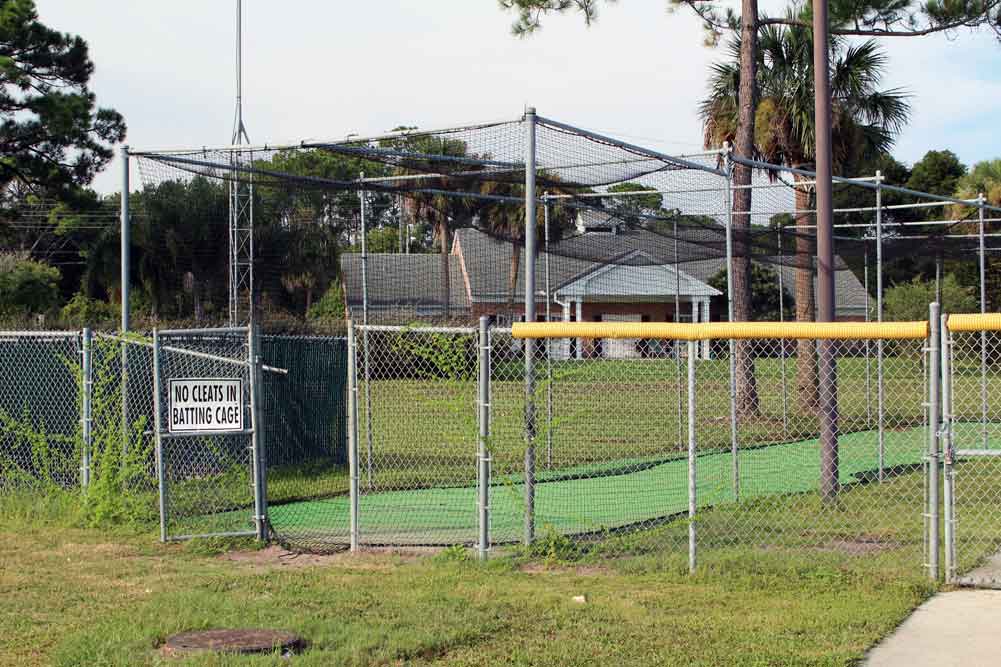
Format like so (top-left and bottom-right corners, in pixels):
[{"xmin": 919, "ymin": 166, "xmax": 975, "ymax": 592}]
[
  {"xmin": 687, "ymin": 339, "xmax": 698, "ymax": 574},
  {"xmin": 249, "ymin": 323, "xmax": 268, "ymax": 541},
  {"xmin": 865, "ymin": 246, "xmax": 872, "ymax": 428},
  {"xmin": 399, "ymin": 193, "xmax": 405, "ymax": 253},
  {"xmin": 927, "ymin": 302, "xmax": 941, "ymax": 581},
  {"xmin": 478, "ymin": 317, "xmax": 492, "ymax": 561},
  {"xmin": 80, "ymin": 328, "xmax": 93, "ymax": 489},
  {"xmin": 152, "ymin": 329, "xmax": 166, "ymax": 542},
  {"xmin": 935, "ymin": 254, "xmax": 943, "ymax": 308},
  {"xmin": 979, "ymin": 193, "xmax": 988, "ymax": 449},
  {"xmin": 359, "ymin": 176, "xmax": 374, "ymax": 489},
  {"xmin": 876, "ymin": 172, "xmax": 885, "ymax": 482},
  {"xmin": 346, "ymin": 322, "xmax": 360, "ymax": 551},
  {"xmin": 674, "ymin": 220, "xmax": 684, "ymax": 449},
  {"xmin": 723, "ymin": 159, "xmax": 740, "ymax": 502},
  {"xmin": 544, "ymin": 196, "xmax": 553, "ymax": 469},
  {"xmin": 120, "ymin": 146, "xmax": 131, "ymax": 454},
  {"xmin": 941, "ymin": 313, "xmax": 955, "ymax": 583},
  {"xmin": 523, "ymin": 107, "xmax": 538, "ymax": 546},
  {"xmin": 120, "ymin": 146, "xmax": 130, "ymax": 332},
  {"xmin": 777, "ymin": 228, "xmax": 788, "ymax": 437}
]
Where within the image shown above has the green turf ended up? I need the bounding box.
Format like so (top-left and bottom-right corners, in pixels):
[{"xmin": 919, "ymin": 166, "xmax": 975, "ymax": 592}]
[{"xmin": 268, "ymin": 426, "xmax": 928, "ymax": 545}]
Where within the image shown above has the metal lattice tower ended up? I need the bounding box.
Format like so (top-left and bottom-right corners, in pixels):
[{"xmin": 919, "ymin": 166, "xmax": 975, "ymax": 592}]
[{"xmin": 228, "ymin": 0, "xmax": 253, "ymax": 325}]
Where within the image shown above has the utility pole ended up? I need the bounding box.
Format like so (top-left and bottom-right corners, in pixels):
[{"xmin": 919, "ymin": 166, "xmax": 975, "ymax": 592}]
[
  {"xmin": 813, "ymin": 0, "xmax": 839, "ymax": 501},
  {"xmin": 228, "ymin": 0, "xmax": 253, "ymax": 325}
]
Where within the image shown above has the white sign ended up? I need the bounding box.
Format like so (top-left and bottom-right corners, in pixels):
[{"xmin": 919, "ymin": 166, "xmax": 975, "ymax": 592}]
[{"xmin": 167, "ymin": 378, "xmax": 244, "ymax": 433}]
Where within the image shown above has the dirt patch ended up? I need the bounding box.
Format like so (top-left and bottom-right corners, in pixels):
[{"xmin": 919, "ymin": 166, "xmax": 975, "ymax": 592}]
[
  {"xmin": 519, "ymin": 562, "xmax": 610, "ymax": 577},
  {"xmin": 220, "ymin": 545, "xmax": 433, "ymax": 570},
  {"xmin": 816, "ymin": 536, "xmax": 901, "ymax": 555}
]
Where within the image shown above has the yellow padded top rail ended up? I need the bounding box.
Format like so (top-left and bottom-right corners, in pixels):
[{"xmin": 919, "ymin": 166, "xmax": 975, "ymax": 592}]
[
  {"xmin": 948, "ymin": 313, "xmax": 1001, "ymax": 332},
  {"xmin": 511, "ymin": 320, "xmax": 929, "ymax": 341}
]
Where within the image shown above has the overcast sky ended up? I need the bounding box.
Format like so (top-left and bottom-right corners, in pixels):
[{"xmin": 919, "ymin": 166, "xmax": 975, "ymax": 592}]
[{"xmin": 35, "ymin": 1, "xmax": 1001, "ymax": 195}]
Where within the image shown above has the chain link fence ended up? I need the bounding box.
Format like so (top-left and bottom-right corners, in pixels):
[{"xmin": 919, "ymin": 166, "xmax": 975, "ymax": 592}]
[
  {"xmin": 259, "ymin": 334, "xmax": 349, "ymax": 551},
  {"xmin": 0, "ymin": 331, "xmax": 83, "ymax": 491},
  {"xmin": 6, "ymin": 315, "xmax": 1001, "ymax": 581},
  {"xmin": 943, "ymin": 320, "xmax": 1001, "ymax": 584},
  {"xmin": 349, "ymin": 325, "xmax": 479, "ymax": 547},
  {"xmin": 693, "ymin": 335, "xmax": 929, "ymax": 572},
  {"xmin": 327, "ymin": 318, "xmax": 945, "ymax": 575}
]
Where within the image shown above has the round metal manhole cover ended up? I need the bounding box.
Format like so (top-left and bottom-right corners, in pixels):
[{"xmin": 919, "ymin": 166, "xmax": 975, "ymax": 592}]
[{"xmin": 161, "ymin": 629, "xmax": 304, "ymax": 657}]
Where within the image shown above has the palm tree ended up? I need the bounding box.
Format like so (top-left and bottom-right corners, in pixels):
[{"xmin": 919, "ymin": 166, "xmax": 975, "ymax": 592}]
[
  {"xmin": 476, "ymin": 177, "xmax": 573, "ymax": 320},
  {"xmin": 702, "ymin": 7, "xmax": 909, "ymax": 414},
  {"xmin": 385, "ymin": 133, "xmax": 475, "ymax": 321},
  {"xmin": 953, "ymin": 160, "xmax": 1001, "ymax": 310}
]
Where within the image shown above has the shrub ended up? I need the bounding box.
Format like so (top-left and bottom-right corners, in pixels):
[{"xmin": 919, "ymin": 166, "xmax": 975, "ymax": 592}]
[
  {"xmin": 884, "ymin": 274, "xmax": 976, "ymax": 321},
  {"xmin": 307, "ymin": 281, "xmax": 346, "ymax": 322},
  {"xmin": 0, "ymin": 252, "xmax": 61, "ymax": 316},
  {"xmin": 60, "ymin": 293, "xmax": 118, "ymax": 327}
]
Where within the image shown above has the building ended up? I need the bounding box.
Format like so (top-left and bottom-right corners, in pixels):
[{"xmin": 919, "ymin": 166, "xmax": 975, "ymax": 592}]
[{"xmin": 340, "ymin": 222, "xmax": 870, "ymax": 358}]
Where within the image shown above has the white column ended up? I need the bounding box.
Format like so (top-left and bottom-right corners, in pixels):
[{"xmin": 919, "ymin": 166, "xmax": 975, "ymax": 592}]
[
  {"xmin": 700, "ymin": 299, "xmax": 711, "ymax": 359},
  {"xmin": 561, "ymin": 300, "xmax": 571, "ymax": 360},
  {"xmin": 691, "ymin": 299, "xmax": 698, "ymax": 323},
  {"xmin": 575, "ymin": 300, "xmax": 583, "ymax": 359}
]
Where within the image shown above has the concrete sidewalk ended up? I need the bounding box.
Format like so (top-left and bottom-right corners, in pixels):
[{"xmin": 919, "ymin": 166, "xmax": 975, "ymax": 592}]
[{"xmin": 863, "ymin": 589, "xmax": 1001, "ymax": 666}]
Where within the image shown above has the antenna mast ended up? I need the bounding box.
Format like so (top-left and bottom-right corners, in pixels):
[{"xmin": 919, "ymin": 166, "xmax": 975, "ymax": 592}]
[
  {"xmin": 228, "ymin": 0, "xmax": 253, "ymax": 324},
  {"xmin": 232, "ymin": 0, "xmax": 250, "ymax": 145}
]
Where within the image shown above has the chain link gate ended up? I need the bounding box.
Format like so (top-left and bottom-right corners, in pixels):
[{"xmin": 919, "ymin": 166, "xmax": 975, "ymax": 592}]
[
  {"xmin": 350, "ymin": 323, "xmax": 480, "ymax": 547},
  {"xmin": 942, "ymin": 315, "xmax": 1001, "ymax": 585},
  {"xmin": 152, "ymin": 326, "xmax": 267, "ymax": 542}
]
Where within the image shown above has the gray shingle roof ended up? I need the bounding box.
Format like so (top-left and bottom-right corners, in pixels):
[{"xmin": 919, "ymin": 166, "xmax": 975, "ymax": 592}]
[
  {"xmin": 340, "ymin": 254, "xmax": 470, "ymax": 311},
  {"xmin": 338, "ymin": 227, "xmax": 870, "ymax": 318}
]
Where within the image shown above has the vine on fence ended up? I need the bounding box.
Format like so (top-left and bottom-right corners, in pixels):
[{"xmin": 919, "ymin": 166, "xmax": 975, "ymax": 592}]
[{"xmin": 0, "ymin": 336, "xmax": 157, "ymax": 526}]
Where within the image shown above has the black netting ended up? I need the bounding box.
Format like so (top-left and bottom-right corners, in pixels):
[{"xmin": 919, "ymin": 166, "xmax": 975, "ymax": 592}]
[{"xmin": 124, "ymin": 113, "xmax": 1001, "ymax": 328}]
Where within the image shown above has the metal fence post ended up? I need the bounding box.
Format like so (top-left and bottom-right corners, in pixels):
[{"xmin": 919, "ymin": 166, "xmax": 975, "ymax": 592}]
[
  {"xmin": 723, "ymin": 159, "xmax": 740, "ymax": 502},
  {"xmin": 524, "ymin": 106, "xmax": 538, "ymax": 546},
  {"xmin": 876, "ymin": 171, "xmax": 885, "ymax": 482},
  {"xmin": 724, "ymin": 158, "xmax": 740, "ymax": 498},
  {"xmin": 864, "ymin": 247, "xmax": 872, "ymax": 428},
  {"xmin": 346, "ymin": 322, "xmax": 360, "ymax": 552},
  {"xmin": 979, "ymin": 193, "xmax": 988, "ymax": 449},
  {"xmin": 687, "ymin": 339, "xmax": 698, "ymax": 574},
  {"xmin": 120, "ymin": 146, "xmax": 130, "ymax": 332},
  {"xmin": 120, "ymin": 146, "xmax": 131, "ymax": 455},
  {"xmin": 478, "ymin": 317, "xmax": 492, "ymax": 561},
  {"xmin": 248, "ymin": 323, "xmax": 267, "ymax": 542},
  {"xmin": 675, "ymin": 219, "xmax": 685, "ymax": 449},
  {"xmin": 940, "ymin": 313, "xmax": 955, "ymax": 583},
  {"xmin": 927, "ymin": 302, "xmax": 941, "ymax": 581},
  {"xmin": 777, "ymin": 228, "xmax": 788, "ymax": 438},
  {"xmin": 359, "ymin": 179, "xmax": 374, "ymax": 489},
  {"xmin": 543, "ymin": 196, "xmax": 554, "ymax": 470},
  {"xmin": 152, "ymin": 329, "xmax": 167, "ymax": 542},
  {"xmin": 80, "ymin": 328, "xmax": 93, "ymax": 488}
]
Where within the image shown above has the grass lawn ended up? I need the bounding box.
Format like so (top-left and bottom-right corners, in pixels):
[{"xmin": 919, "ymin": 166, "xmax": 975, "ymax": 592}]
[
  {"xmin": 5, "ymin": 341, "xmax": 1001, "ymax": 664},
  {"xmin": 0, "ymin": 497, "xmax": 937, "ymax": 667}
]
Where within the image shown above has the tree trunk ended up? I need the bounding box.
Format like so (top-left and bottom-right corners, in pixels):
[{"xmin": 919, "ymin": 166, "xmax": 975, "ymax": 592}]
[
  {"xmin": 508, "ymin": 243, "xmax": 521, "ymax": 318},
  {"xmin": 305, "ymin": 286, "xmax": 313, "ymax": 313},
  {"xmin": 731, "ymin": 0, "xmax": 760, "ymax": 418},
  {"xmin": 192, "ymin": 275, "xmax": 203, "ymax": 322},
  {"xmin": 149, "ymin": 281, "xmax": 159, "ymax": 320},
  {"xmin": 438, "ymin": 220, "xmax": 450, "ymax": 319},
  {"xmin": 793, "ymin": 177, "xmax": 819, "ymax": 414}
]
